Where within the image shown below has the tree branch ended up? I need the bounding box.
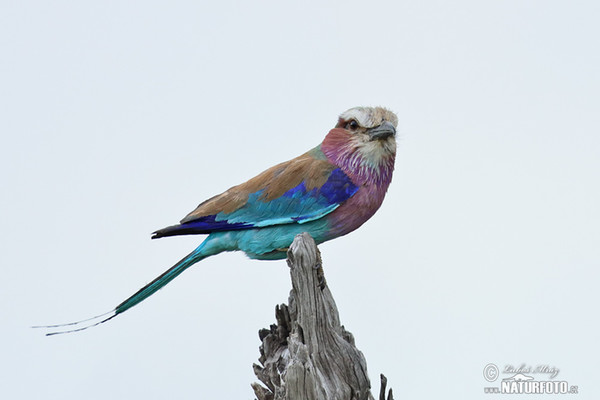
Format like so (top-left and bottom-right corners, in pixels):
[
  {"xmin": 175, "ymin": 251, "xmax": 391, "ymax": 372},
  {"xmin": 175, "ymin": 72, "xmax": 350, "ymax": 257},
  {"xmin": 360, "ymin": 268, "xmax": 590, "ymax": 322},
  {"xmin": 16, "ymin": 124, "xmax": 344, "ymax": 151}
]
[{"xmin": 252, "ymin": 233, "xmax": 394, "ymax": 400}]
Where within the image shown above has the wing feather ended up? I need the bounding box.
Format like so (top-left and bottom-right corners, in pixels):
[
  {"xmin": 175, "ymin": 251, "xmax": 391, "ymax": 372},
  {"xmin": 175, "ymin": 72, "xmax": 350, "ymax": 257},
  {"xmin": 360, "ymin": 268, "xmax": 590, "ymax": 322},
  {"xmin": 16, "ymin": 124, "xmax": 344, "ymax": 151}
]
[{"xmin": 152, "ymin": 147, "xmax": 359, "ymax": 238}]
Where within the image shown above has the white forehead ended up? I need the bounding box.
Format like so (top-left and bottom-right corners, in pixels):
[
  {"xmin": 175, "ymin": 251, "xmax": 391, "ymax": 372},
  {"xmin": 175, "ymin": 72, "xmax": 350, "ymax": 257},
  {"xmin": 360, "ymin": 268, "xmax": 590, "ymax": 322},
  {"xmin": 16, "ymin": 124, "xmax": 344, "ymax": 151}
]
[{"xmin": 339, "ymin": 107, "xmax": 398, "ymax": 129}]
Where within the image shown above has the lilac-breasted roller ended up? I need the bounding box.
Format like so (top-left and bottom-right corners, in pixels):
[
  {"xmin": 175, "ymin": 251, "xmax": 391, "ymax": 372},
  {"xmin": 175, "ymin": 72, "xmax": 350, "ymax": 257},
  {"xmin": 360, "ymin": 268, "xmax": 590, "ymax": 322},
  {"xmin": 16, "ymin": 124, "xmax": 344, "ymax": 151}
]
[{"xmin": 42, "ymin": 106, "xmax": 398, "ymax": 335}]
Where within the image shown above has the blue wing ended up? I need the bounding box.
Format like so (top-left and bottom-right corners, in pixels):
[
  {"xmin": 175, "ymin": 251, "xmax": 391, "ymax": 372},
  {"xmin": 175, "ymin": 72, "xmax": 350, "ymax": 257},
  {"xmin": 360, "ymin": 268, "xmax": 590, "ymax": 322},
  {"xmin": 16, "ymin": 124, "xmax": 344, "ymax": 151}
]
[{"xmin": 152, "ymin": 165, "xmax": 359, "ymax": 239}]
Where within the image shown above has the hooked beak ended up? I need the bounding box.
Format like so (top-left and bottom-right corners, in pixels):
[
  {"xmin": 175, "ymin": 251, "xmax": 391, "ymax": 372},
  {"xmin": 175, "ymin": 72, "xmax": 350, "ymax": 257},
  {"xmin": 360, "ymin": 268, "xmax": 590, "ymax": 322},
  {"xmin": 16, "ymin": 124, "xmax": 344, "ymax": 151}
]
[{"xmin": 368, "ymin": 121, "xmax": 396, "ymax": 140}]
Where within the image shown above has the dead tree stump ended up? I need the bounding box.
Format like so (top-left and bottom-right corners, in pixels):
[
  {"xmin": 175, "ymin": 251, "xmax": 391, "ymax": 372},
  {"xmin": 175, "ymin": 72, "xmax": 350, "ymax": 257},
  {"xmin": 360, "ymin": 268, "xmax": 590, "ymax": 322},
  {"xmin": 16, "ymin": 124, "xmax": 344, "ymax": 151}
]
[{"xmin": 252, "ymin": 233, "xmax": 394, "ymax": 400}]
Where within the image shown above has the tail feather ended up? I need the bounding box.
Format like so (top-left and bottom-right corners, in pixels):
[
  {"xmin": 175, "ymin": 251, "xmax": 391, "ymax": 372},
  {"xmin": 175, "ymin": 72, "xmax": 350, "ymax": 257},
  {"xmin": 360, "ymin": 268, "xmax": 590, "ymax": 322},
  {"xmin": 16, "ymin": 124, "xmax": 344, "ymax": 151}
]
[
  {"xmin": 114, "ymin": 248, "xmax": 205, "ymax": 315},
  {"xmin": 36, "ymin": 245, "xmax": 207, "ymax": 336}
]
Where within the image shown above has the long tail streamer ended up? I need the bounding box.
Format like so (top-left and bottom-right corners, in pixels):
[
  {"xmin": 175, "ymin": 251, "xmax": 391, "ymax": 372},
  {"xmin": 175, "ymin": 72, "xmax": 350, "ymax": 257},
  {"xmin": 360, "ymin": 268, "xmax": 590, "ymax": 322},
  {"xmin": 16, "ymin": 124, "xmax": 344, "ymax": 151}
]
[{"xmin": 33, "ymin": 245, "xmax": 206, "ymax": 336}]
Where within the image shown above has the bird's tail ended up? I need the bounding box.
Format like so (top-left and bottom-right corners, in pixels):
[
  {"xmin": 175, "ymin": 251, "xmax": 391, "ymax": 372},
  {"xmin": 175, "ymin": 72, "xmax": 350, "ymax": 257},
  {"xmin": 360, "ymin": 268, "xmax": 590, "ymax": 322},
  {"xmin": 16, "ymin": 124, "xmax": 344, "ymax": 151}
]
[{"xmin": 34, "ymin": 243, "xmax": 209, "ymax": 336}]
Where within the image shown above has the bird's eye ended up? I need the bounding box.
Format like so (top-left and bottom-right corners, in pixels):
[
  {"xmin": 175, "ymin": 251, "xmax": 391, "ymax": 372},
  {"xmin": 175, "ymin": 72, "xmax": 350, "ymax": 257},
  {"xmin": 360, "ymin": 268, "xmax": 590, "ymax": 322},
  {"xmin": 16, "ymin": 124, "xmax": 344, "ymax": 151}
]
[{"xmin": 346, "ymin": 120, "xmax": 359, "ymax": 131}]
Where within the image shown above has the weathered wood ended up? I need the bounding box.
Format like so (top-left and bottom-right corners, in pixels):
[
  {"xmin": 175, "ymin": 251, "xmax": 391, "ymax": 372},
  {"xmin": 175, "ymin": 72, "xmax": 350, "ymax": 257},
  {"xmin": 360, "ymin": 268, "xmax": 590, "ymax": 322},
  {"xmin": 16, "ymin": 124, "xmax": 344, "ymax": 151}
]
[{"xmin": 252, "ymin": 233, "xmax": 394, "ymax": 400}]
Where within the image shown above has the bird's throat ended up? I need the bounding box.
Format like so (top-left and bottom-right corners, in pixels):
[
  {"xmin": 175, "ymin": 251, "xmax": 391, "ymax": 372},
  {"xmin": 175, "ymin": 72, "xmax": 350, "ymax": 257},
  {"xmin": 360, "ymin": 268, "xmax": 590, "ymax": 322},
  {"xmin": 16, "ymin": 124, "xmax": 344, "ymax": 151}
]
[{"xmin": 321, "ymin": 128, "xmax": 395, "ymax": 187}]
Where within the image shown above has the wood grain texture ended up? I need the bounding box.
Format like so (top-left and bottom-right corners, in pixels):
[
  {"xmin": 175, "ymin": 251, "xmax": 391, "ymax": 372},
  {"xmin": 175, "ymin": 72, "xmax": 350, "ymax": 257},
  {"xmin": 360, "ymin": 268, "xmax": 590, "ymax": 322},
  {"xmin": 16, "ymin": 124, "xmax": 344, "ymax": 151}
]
[{"xmin": 252, "ymin": 233, "xmax": 394, "ymax": 400}]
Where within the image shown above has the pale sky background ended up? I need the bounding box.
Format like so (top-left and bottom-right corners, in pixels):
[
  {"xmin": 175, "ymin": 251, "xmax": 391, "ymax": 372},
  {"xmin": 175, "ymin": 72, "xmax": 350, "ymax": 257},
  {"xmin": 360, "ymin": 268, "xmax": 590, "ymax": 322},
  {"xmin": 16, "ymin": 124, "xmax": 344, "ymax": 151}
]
[{"xmin": 1, "ymin": 1, "xmax": 599, "ymax": 399}]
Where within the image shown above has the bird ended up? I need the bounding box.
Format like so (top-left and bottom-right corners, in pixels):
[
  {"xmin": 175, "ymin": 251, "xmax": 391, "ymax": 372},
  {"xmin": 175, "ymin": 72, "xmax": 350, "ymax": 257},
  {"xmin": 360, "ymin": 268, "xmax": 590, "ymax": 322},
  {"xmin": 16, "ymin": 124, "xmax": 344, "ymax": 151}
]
[{"xmin": 39, "ymin": 106, "xmax": 398, "ymax": 335}]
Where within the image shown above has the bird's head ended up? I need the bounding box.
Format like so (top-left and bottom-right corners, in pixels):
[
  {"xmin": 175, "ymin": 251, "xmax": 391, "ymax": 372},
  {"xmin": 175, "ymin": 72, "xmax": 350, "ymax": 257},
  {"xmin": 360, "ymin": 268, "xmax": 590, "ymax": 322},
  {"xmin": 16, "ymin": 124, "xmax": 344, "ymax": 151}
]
[
  {"xmin": 337, "ymin": 106, "xmax": 398, "ymax": 139},
  {"xmin": 337, "ymin": 106, "xmax": 397, "ymax": 159},
  {"xmin": 322, "ymin": 106, "xmax": 398, "ymax": 185}
]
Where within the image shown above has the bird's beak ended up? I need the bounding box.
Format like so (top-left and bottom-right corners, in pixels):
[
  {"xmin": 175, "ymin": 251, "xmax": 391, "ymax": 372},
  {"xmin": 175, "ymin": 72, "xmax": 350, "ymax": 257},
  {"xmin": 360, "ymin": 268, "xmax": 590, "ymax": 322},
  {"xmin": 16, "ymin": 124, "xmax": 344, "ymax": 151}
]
[{"xmin": 368, "ymin": 121, "xmax": 396, "ymax": 140}]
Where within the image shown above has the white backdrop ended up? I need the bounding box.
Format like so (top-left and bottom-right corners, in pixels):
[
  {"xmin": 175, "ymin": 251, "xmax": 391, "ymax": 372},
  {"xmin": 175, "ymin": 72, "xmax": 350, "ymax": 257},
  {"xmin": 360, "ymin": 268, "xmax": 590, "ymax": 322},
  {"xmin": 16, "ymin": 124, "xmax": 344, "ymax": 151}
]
[{"xmin": 2, "ymin": 1, "xmax": 598, "ymax": 399}]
